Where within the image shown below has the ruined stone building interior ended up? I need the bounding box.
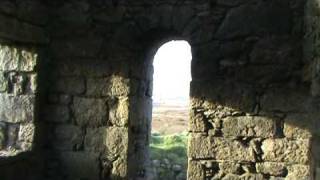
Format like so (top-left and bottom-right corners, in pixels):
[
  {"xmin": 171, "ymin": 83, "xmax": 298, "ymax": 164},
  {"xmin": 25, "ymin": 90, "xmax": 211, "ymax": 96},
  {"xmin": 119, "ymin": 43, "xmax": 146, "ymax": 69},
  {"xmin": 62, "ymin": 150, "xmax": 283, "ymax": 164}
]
[{"xmin": 0, "ymin": 0, "xmax": 320, "ymax": 179}]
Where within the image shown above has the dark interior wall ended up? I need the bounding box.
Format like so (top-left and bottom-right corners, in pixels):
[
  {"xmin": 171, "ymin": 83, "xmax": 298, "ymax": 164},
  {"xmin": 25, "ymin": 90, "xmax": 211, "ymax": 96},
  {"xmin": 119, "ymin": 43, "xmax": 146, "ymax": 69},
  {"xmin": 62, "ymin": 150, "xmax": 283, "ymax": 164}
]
[
  {"xmin": 45, "ymin": 0, "xmax": 315, "ymax": 179},
  {"xmin": 0, "ymin": 0, "xmax": 318, "ymax": 180},
  {"xmin": 305, "ymin": 0, "xmax": 320, "ymax": 178},
  {"xmin": 0, "ymin": 1, "xmax": 49, "ymax": 180}
]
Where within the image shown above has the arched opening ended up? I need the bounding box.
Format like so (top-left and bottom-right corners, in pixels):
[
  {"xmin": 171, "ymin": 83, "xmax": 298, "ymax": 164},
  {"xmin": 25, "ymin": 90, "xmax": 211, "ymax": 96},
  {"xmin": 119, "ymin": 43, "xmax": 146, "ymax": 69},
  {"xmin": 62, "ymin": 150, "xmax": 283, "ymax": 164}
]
[{"xmin": 150, "ymin": 40, "xmax": 192, "ymax": 180}]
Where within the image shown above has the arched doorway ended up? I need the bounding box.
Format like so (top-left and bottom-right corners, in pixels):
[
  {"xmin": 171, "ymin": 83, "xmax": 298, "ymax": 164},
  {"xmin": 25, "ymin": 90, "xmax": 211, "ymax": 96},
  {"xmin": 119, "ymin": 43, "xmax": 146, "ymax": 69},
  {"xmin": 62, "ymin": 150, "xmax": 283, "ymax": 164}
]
[{"xmin": 150, "ymin": 40, "xmax": 191, "ymax": 180}]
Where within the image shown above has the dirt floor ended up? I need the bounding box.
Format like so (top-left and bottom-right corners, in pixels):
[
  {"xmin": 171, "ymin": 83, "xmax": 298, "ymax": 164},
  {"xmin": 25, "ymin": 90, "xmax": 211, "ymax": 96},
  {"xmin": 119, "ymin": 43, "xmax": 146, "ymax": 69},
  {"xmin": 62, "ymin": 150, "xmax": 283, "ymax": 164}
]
[{"xmin": 151, "ymin": 104, "xmax": 189, "ymax": 134}]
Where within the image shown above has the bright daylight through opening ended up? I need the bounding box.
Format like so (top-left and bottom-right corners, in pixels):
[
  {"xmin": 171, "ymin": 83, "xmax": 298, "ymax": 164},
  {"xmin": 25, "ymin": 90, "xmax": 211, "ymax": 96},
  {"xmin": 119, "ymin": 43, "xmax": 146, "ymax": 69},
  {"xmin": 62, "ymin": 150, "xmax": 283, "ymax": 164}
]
[{"xmin": 150, "ymin": 40, "xmax": 191, "ymax": 180}]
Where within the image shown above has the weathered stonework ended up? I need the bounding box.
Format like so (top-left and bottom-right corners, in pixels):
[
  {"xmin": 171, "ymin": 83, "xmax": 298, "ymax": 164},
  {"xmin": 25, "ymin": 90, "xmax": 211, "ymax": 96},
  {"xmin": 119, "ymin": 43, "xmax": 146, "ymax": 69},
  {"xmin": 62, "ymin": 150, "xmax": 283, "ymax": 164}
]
[
  {"xmin": 0, "ymin": 7, "xmax": 43, "ymax": 178},
  {"xmin": 222, "ymin": 116, "xmax": 276, "ymax": 138},
  {"xmin": 189, "ymin": 135, "xmax": 256, "ymax": 162},
  {"xmin": 0, "ymin": 0, "xmax": 318, "ymax": 180},
  {"xmin": 73, "ymin": 97, "xmax": 108, "ymax": 127},
  {"xmin": 0, "ymin": 94, "xmax": 35, "ymax": 123},
  {"xmin": 261, "ymin": 139, "xmax": 311, "ymax": 164}
]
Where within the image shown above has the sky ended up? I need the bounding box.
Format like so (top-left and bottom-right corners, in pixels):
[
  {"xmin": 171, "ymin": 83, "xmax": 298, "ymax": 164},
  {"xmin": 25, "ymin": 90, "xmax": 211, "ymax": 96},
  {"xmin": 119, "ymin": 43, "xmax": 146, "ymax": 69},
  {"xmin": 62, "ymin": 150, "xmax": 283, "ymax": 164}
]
[{"xmin": 152, "ymin": 40, "xmax": 192, "ymax": 106}]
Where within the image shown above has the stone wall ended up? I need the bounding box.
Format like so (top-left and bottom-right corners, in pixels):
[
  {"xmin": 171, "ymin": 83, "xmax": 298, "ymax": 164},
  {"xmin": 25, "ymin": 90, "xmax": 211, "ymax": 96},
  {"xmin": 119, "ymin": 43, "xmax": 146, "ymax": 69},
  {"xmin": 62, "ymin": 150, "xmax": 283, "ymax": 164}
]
[
  {"xmin": 0, "ymin": 0, "xmax": 48, "ymax": 179},
  {"xmin": 305, "ymin": 0, "xmax": 320, "ymax": 178},
  {"xmin": 0, "ymin": 0, "xmax": 318, "ymax": 180}
]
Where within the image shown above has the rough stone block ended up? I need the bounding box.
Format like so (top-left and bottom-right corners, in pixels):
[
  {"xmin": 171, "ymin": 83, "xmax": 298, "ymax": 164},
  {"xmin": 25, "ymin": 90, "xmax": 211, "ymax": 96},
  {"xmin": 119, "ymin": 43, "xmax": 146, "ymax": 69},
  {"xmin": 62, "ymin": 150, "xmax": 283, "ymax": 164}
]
[
  {"xmin": 109, "ymin": 97, "xmax": 129, "ymax": 126},
  {"xmin": 0, "ymin": 45, "xmax": 38, "ymax": 72},
  {"xmin": 260, "ymin": 87, "xmax": 308, "ymax": 113},
  {"xmin": 51, "ymin": 36, "xmax": 103, "ymax": 58},
  {"xmin": 215, "ymin": 1, "xmax": 291, "ymax": 39},
  {"xmin": 0, "ymin": 94, "xmax": 35, "ymax": 123},
  {"xmin": 218, "ymin": 161, "xmax": 242, "ymax": 175},
  {"xmin": 250, "ymin": 37, "xmax": 299, "ymax": 65},
  {"xmin": 47, "ymin": 94, "xmax": 71, "ymax": 105},
  {"xmin": 19, "ymin": 49, "xmax": 38, "ymax": 72},
  {"xmin": 28, "ymin": 73, "xmax": 37, "ymax": 94},
  {"xmin": 188, "ymin": 134, "xmax": 256, "ymax": 161},
  {"xmin": 256, "ymin": 162, "xmax": 287, "ymax": 177},
  {"xmin": 59, "ymin": 152, "xmax": 100, "ymax": 180},
  {"xmin": 52, "ymin": 59, "xmax": 112, "ymax": 78},
  {"xmin": 317, "ymin": 167, "xmax": 320, "ymax": 180},
  {"xmin": 51, "ymin": 76, "xmax": 85, "ymax": 95},
  {"xmin": 196, "ymin": 160, "xmax": 244, "ymax": 179},
  {"xmin": 189, "ymin": 110, "xmax": 208, "ymax": 132},
  {"xmin": 0, "ymin": 45, "xmax": 19, "ymax": 71},
  {"xmin": 107, "ymin": 75, "xmax": 130, "ymax": 97},
  {"xmin": 73, "ymin": 97, "xmax": 108, "ymax": 127},
  {"xmin": 222, "ymin": 116, "xmax": 275, "ymax": 137},
  {"xmin": 0, "ymin": 71, "xmax": 7, "ymax": 92},
  {"xmin": 110, "ymin": 157, "xmax": 128, "ymax": 179},
  {"xmin": 84, "ymin": 127, "xmax": 107, "ymax": 152},
  {"xmin": 44, "ymin": 105, "xmax": 70, "ymax": 123},
  {"xmin": 86, "ymin": 76, "xmax": 133, "ymax": 98},
  {"xmin": 53, "ymin": 125, "xmax": 83, "ymax": 150},
  {"xmin": 128, "ymin": 97, "xmax": 152, "ymax": 133},
  {"xmin": 256, "ymin": 162, "xmax": 312, "ymax": 179},
  {"xmin": 86, "ymin": 78, "xmax": 108, "ymax": 96},
  {"xmin": 284, "ymin": 114, "xmax": 313, "ymax": 139},
  {"xmin": 234, "ymin": 64, "xmax": 293, "ymax": 84},
  {"xmin": 18, "ymin": 123, "xmax": 35, "ymax": 151},
  {"xmin": 105, "ymin": 127, "xmax": 128, "ymax": 155},
  {"xmin": 261, "ymin": 139, "xmax": 311, "ymax": 164},
  {"xmin": 0, "ymin": 14, "xmax": 48, "ymax": 44},
  {"xmin": 286, "ymin": 164, "xmax": 312, "ymax": 180},
  {"xmin": 0, "ymin": 123, "xmax": 6, "ymax": 150},
  {"xmin": 84, "ymin": 127, "xmax": 128, "ymax": 155},
  {"xmin": 190, "ymin": 80, "xmax": 256, "ymax": 113},
  {"xmin": 187, "ymin": 160, "xmax": 205, "ymax": 180},
  {"xmin": 6, "ymin": 124, "xmax": 19, "ymax": 148}
]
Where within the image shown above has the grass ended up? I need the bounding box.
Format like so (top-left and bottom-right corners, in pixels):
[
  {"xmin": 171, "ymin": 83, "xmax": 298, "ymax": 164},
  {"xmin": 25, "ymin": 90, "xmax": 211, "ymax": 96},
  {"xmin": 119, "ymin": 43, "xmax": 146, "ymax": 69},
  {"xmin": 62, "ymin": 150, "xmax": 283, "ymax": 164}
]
[{"xmin": 150, "ymin": 132, "xmax": 188, "ymax": 167}]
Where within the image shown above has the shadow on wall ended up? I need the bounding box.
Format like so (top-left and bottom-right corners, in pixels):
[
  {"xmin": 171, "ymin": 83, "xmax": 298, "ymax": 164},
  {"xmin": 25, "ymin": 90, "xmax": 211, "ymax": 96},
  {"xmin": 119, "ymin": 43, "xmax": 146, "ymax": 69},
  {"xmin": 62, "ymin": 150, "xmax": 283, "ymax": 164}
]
[
  {"xmin": 120, "ymin": 26, "xmax": 318, "ymax": 179},
  {"xmin": 185, "ymin": 79, "xmax": 319, "ymax": 180},
  {"xmin": 43, "ymin": 69, "xmax": 131, "ymax": 179},
  {"xmin": 0, "ymin": 37, "xmax": 318, "ymax": 180},
  {"xmin": 305, "ymin": 0, "xmax": 320, "ymax": 178},
  {"xmin": 186, "ymin": 75, "xmax": 319, "ymax": 179},
  {"xmin": 125, "ymin": 17, "xmax": 318, "ymax": 179},
  {"xmin": 40, "ymin": 0, "xmax": 314, "ymax": 179}
]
